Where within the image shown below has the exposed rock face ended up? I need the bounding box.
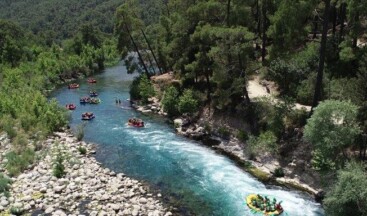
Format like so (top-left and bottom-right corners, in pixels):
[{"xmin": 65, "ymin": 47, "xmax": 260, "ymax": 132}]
[{"xmin": 0, "ymin": 131, "xmax": 172, "ymax": 215}]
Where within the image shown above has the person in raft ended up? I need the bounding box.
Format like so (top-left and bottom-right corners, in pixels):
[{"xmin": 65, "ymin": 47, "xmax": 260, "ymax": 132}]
[{"xmin": 129, "ymin": 118, "xmax": 144, "ymax": 127}]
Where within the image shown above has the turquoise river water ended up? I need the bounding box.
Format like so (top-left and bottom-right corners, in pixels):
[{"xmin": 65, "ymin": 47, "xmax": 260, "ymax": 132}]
[{"xmin": 51, "ymin": 62, "xmax": 324, "ymax": 216}]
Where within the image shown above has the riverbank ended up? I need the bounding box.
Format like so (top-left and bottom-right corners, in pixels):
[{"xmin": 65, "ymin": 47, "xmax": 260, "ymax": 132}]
[
  {"xmin": 131, "ymin": 97, "xmax": 324, "ymax": 202},
  {"xmin": 0, "ymin": 131, "xmax": 172, "ymax": 215}
]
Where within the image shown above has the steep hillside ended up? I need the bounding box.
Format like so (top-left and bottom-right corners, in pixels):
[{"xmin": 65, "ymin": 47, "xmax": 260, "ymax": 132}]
[{"xmin": 0, "ymin": 0, "xmax": 124, "ymax": 41}]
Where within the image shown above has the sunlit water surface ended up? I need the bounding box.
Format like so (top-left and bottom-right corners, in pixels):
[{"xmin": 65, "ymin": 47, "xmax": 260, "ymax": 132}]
[{"xmin": 51, "ymin": 62, "xmax": 324, "ymax": 215}]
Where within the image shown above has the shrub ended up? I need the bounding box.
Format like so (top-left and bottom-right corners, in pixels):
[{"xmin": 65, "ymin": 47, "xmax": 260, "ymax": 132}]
[
  {"xmin": 78, "ymin": 146, "xmax": 87, "ymax": 155},
  {"xmin": 203, "ymin": 122, "xmax": 211, "ymax": 133},
  {"xmin": 324, "ymin": 161, "xmax": 367, "ymax": 216},
  {"xmin": 0, "ymin": 174, "xmax": 11, "ymax": 195},
  {"xmin": 285, "ymin": 108, "xmax": 308, "ymax": 129},
  {"xmin": 246, "ymin": 131, "xmax": 277, "ymax": 157},
  {"xmin": 10, "ymin": 207, "xmax": 23, "ymax": 216},
  {"xmin": 236, "ymin": 130, "xmax": 249, "ymax": 142},
  {"xmin": 273, "ymin": 167, "xmax": 285, "ymax": 177},
  {"xmin": 217, "ymin": 127, "xmax": 231, "ymax": 139},
  {"xmin": 5, "ymin": 148, "xmax": 35, "ymax": 176},
  {"xmin": 178, "ymin": 89, "xmax": 198, "ymax": 115},
  {"xmin": 0, "ymin": 115, "xmax": 17, "ymax": 139},
  {"xmin": 53, "ymin": 154, "xmax": 65, "ymax": 178},
  {"xmin": 296, "ymin": 73, "xmax": 317, "ymax": 105},
  {"xmin": 161, "ymin": 86, "xmax": 179, "ymax": 117},
  {"xmin": 130, "ymin": 76, "xmax": 142, "ymax": 100},
  {"xmin": 138, "ymin": 74, "xmax": 155, "ymax": 104},
  {"xmin": 76, "ymin": 123, "xmax": 85, "ymax": 141}
]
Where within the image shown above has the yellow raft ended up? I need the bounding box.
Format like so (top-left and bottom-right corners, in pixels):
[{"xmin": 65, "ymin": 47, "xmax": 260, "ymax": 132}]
[{"xmin": 246, "ymin": 194, "xmax": 284, "ymax": 216}]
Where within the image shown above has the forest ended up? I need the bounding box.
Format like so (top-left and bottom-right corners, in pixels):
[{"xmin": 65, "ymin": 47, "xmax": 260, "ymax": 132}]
[
  {"xmin": 0, "ymin": 0, "xmax": 366, "ymax": 215},
  {"xmin": 117, "ymin": 1, "xmax": 367, "ymax": 215}
]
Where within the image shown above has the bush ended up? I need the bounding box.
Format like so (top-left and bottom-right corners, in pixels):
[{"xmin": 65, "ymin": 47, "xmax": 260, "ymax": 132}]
[
  {"xmin": 246, "ymin": 131, "xmax": 277, "ymax": 157},
  {"xmin": 324, "ymin": 161, "xmax": 367, "ymax": 216},
  {"xmin": 0, "ymin": 174, "xmax": 11, "ymax": 195},
  {"xmin": 10, "ymin": 207, "xmax": 23, "ymax": 216},
  {"xmin": 78, "ymin": 146, "xmax": 87, "ymax": 155},
  {"xmin": 178, "ymin": 89, "xmax": 198, "ymax": 115},
  {"xmin": 76, "ymin": 123, "xmax": 85, "ymax": 141},
  {"xmin": 5, "ymin": 148, "xmax": 35, "ymax": 177},
  {"xmin": 273, "ymin": 167, "xmax": 285, "ymax": 177},
  {"xmin": 138, "ymin": 74, "xmax": 155, "ymax": 104},
  {"xmin": 203, "ymin": 122, "xmax": 211, "ymax": 133},
  {"xmin": 129, "ymin": 76, "xmax": 142, "ymax": 100},
  {"xmin": 296, "ymin": 73, "xmax": 317, "ymax": 105},
  {"xmin": 285, "ymin": 108, "xmax": 308, "ymax": 129},
  {"xmin": 236, "ymin": 130, "xmax": 249, "ymax": 142},
  {"xmin": 0, "ymin": 115, "xmax": 18, "ymax": 139},
  {"xmin": 161, "ymin": 86, "xmax": 179, "ymax": 117},
  {"xmin": 217, "ymin": 127, "xmax": 231, "ymax": 139},
  {"xmin": 53, "ymin": 154, "xmax": 65, "ymax": 178}
]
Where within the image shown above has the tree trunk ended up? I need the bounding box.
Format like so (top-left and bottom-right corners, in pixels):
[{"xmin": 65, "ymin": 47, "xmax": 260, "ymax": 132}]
[
  {"xmin": 205, "ymin": 70, "xmax": 211, "ymax": 103},
  {"xmin": 227, "ymin": 0, "xmax": 231, "ymax": 27},
  {"xmin": 261, "ymin": 0, "xmax": 267, "ymax": 63},
  {"xmin": 331, "ymin": 3, "xmax": 337, "ymax": 36},
  {"xmin": 145, "ymin": 49, "xmax": 156, "ymax": 74},
  {"xmin": 339, "ymin": 3, "xmax": 346, "ymax": 41},
  {"xmin": 313, "ymin": 14, "xmax": 318, "ymax": 39},
  {"xmin": 141, "ymin": 29, "xmax": 163, "ymax": 74},
  {"xmin": 238, "ymin": 53, "xmax": 251, "ymax": 105},
  {"xmin": 352, "ymin": 11, "xmax": 359, "ymax": 48},
  {"xmin": 125, "ymin": 25, "xmax": 150, "ymax": 76},
  {"xmin": 310, "ymin": 0, "xmax": 331, "ymax": 115}
]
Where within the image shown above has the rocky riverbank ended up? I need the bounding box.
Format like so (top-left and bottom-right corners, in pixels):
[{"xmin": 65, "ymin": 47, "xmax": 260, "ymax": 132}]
[
  {"xmin": 0, "ymin": 131, "xmax": 172, "ymax": 216},
  {"xmin": 131, "ymin": 98, "xmax": 324, "ymax": 201}
]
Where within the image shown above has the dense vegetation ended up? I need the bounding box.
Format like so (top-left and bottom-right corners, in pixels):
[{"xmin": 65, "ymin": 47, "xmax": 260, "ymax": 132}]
[
  {"xmin": 117, "ymin": 0, "xmax": 367, "ymax": 215},
  {"xmin": 0, "ymin": 18, "xmax": 118, "ymax": 177},
  {"xmin": 0, "ymin": 0, "xmax": 163, "ymax": 43},
  {"xmin": 1, "ymin": 0, "xmax": 367, "ymax": 214},
  {"xmin": 0, "ymin": 0, "xmax": 124, "ymax": 43}
]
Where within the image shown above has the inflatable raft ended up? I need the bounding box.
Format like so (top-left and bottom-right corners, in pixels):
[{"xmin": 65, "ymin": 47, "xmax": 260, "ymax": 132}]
[
  {"xmin": 68, "ymin": 83, "xmax": 79, "ymax": 89},
  {"xmin": 246, "ymin": 194, "xmax": 283, "ymax": 215},
  {"xmin": 65, "ymin": 104, "xmax": 76, "ymax": 110}
]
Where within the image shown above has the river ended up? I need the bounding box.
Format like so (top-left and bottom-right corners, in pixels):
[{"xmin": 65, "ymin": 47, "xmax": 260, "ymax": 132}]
[{"xmin": 51, "ymin": 62, "xmax": 324, "ymax": 216}]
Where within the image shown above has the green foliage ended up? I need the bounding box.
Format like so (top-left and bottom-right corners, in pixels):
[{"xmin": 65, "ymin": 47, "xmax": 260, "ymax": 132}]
[
  {"xmin": 296, "ymin": 73, "xmax": 317, "ymax": 105},
  {"xmin": 217, "ymin": 127, "xmax": 231, "ymax": 139},
  {"xmin": 5, "ymin": 148, "xmax": 35, "ymax": 177},
  {"xmin": 268, "ymin": 0, "xmax": 316, "ymax": 58},
  {"xmin": 130, "ymin": 76, "xmax": 142, "ymax": 100},
  {"xmin": 178, "ymin": 89, "xmax": 198, "ymax": 115},
  {"xmin": 0, "ymin": 115, "xmax": 18, "ymax": 139},
  {"xmin": 161, "ymin": 86, "xmax": 179, "ymax": 117},
  {"xmin": 267, "ymin": 42, "xmax": 319, "ymax": 98},
  {"xmin": 0, "ymin": 0, "xmax": 124, "ymax": 42},
  {"xmin": 53, "ymin": 154, "xmax": 66, "ymax": 178},
  {"xmin": 254, "ymin": 97, "xmax": 294, "ymax": 139},
  {"xmin": 304, "ymin": 100, "xmax": 362, "ymax": 170},
  {"xmin": 0, "ymin": 173, "xmax": 11, "ymax": 195},
  {"xmin": 138, "ymin": 74, "xmax": 155, "ymax": 104},
  {"xmin": 9, "ymin": 206, "xmax": 23, "ymax": 216},
  {"xmin": 78, "ymin": 146, "xmax": 87, "ymax": 155},
  {"xmin": 285, "ymin": 108, "xmax": 308, "ymax": 129},
  {"xmin": 236, "ymin": 130, "xmax": 249, "ymax": 142},
  {"xmin": 247, "ymin": 131, "xmax": 277, "ymax": 157},
  {"xmin": 76, "ymin": 123, "xmax": 86, "ymax": 141},
  {"xmin": 324, "ymin": 161, "xmax": 367, "ymax": 216},
  {"xmin": 0, "ymin": 20, "xmax": 27, "ymax": 66},
  {"xmin": 273, "ymin": 167, "xmax": 285, "ymax": 177}
]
